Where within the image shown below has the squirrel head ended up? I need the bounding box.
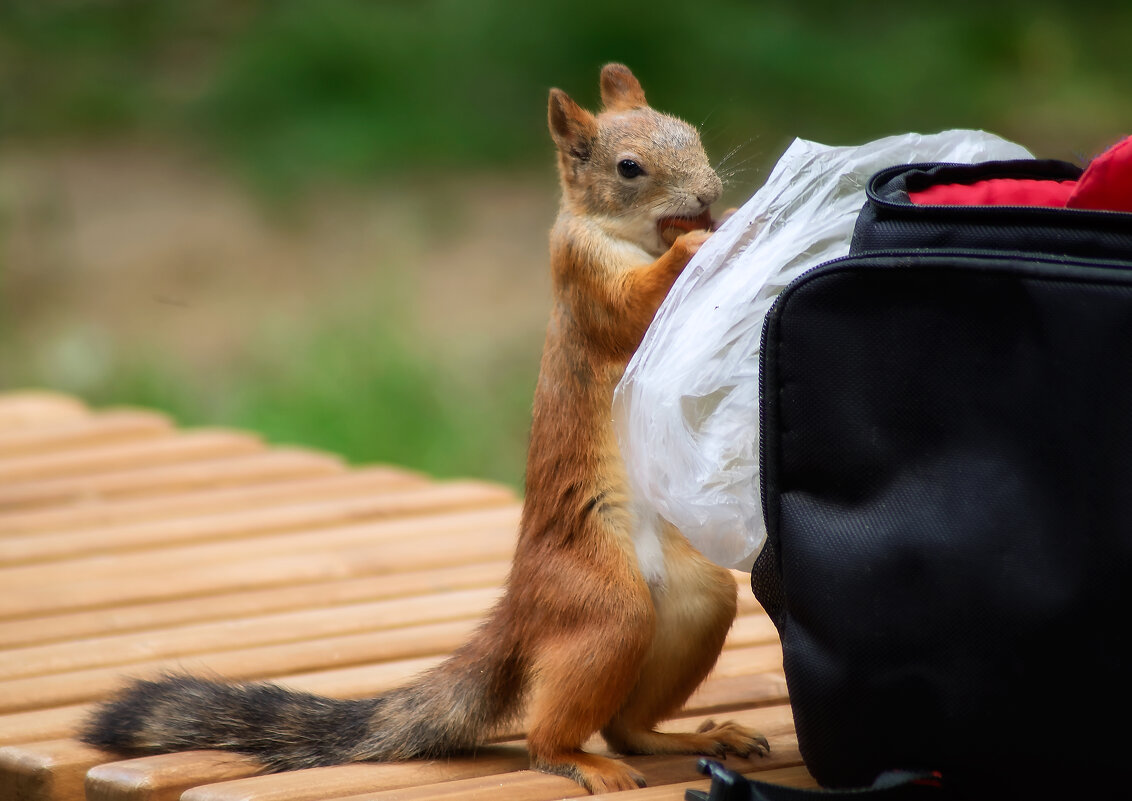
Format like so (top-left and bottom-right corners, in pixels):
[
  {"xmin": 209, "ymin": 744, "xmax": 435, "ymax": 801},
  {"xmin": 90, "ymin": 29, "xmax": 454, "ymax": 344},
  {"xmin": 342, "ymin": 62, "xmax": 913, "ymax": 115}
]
[{"xmin": 548, "ymin": 63, "xmax": 722, "ymax": 257}]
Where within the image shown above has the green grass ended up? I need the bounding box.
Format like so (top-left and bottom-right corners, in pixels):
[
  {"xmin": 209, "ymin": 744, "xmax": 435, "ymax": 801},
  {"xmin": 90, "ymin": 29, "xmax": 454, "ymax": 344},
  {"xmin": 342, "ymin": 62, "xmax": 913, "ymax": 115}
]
[
  {"xmin": 0, "ymin": 200, "xmax": 542, "ymax": 487},
  {"xmin": 1, "ymin": 310, "xmax": 538, "ymax": 488}
]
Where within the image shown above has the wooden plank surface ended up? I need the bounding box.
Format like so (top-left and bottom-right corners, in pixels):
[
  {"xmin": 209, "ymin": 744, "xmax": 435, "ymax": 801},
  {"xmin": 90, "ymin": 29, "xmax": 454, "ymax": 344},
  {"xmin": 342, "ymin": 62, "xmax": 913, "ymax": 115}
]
[
  {"xmin": 0, "ymin": 392, "xmax": 808, "ymax": 801},
  {"xmin": 0, "ymin": 479, "xmax": 518, "ymax": 565},
  {"xmin": 0, "ymin": 449, "xmax": 347, "ymax": 511},
  {"xmin": 0, "ymin": 410, "xmax": 173, "ymax": 459},
  {"xmin": 0, "ymin": 466, "xmax": 428, "ymax": 536},
  {"xmin": 0, "ymin": 392, "xmax": 89, "ymax": 431}
]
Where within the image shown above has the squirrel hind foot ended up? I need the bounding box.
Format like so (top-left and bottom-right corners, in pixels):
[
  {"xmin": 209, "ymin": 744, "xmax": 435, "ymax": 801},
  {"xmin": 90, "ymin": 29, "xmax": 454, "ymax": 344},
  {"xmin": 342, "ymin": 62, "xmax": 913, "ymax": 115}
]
[{"xmin": 532, "ymin": 750, "xmax": 647, "ymax": 793}]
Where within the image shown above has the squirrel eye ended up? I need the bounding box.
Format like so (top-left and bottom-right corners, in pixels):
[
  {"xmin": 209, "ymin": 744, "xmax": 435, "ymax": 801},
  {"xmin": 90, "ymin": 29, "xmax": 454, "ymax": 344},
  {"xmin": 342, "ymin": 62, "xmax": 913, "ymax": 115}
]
[{"xmin": 617, "ymin": 159, "xmax": 645, "ymax": 179}]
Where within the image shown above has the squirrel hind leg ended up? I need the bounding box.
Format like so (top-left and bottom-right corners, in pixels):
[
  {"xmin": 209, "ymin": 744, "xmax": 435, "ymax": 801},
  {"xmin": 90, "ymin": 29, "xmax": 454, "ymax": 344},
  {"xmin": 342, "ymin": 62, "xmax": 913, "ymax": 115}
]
[
  {"xmin": 523, "ymin": 623, "xmax": 652, "ymax": 792},
  {"xmin": 602, "ymin": 536, "xmax": 770, "ymax": 760},
  {"xmin": 601, "ymin": 634, "xmax": 770, "ymax": 762}
]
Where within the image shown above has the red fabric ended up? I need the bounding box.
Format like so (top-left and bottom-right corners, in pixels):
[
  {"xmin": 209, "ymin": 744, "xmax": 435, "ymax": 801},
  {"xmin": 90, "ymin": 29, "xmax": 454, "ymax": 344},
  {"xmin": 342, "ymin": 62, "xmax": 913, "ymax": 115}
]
[
  {"xmin": 909, "ymin": 179, "xmax": 1076, "ymax": 208},
  {"xmin": 1067, "ymin": 136, "xmax": 1132, "ymax": 212},
  {"xmin": 907, "ymin": 135, "xmax": 1131, "ymax": 212}
]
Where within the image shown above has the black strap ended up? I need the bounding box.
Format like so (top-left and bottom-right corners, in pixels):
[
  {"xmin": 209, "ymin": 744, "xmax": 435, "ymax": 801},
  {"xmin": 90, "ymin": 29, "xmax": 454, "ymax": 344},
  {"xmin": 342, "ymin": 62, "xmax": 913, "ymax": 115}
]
[{"xmin": 686, "ymin": 760, "xmax": 945, "ymax": 801}]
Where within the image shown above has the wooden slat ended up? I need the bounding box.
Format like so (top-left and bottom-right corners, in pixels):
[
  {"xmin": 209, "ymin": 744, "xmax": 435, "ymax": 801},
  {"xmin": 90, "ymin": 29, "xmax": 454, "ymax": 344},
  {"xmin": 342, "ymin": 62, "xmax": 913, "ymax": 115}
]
[
  {"xmin": 0, "ymin": 503, "xmax": 520, "ymax": 589},
  {"xmin": 686, "ymin": 672, "xmax": 789, "ymax": 717},
  {"xmin": 86, "ymin": 751, "xmax": 263, "ymax": 801},
  {"xmin": 726, "ymin": 612, "xmax": 779, "ymax": 647},
  {"xmin": 0, "ymin": 429, "xmax": 264, "ymax": 484},
  {"xmin": 0, "ymin": 586, "xmax": 503, "ymax": 682},
  {"xmin": 0, "ymin": 705, "xmax": 91, "ymax": 749},
  {"xmin": 314, "ymin": 768, "xmax": 589, "ymax": 801},
  {"xmin": 0, "ymin": 448, "xmax": 345, "ymax": 511},
  {"xmin": 0, "ymin": 560, "xmax": 513, "ymax": 649},
  {"xmin": 0, "ymin": 410, "xmax": 173, "ymax": 458},
  {"xmin": 0, "ymin": 739, "xmax": 107, "ymax": 801},
  {"xmin": 0, "ymin": 392, "xmax": 88, "ymax": 431},
  {"xmin": 0, "ymin": 506, "xmax": 522, "ymax": 621},
  {"xmin": 0, "ymin": 466, "xmax": 427, "ymax": 536},
  {"xmin": 0, "ymin": 619, "xmax": 482, "ymax": 714},
  {"xmin": 0, "ymin": 480, "xmax": 517, "ymax": 565},
  {"xmin": 89, "ymin": 748, "xmax": 531, "ymax": 801}
]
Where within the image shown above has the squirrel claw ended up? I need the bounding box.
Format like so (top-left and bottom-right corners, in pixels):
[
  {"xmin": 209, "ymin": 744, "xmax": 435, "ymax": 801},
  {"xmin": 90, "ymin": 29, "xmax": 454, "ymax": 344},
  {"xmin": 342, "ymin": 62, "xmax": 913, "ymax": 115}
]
[{"xmin": 693, "ymin": 719, "xmax": 770, "ymax": 760}]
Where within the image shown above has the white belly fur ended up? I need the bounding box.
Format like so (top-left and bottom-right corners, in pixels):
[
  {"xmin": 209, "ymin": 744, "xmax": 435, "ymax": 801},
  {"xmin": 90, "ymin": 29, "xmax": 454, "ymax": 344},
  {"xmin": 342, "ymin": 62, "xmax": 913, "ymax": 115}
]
[{"xmin": 632, "ymin": 504, "xmax": 668, "ymax": 588}]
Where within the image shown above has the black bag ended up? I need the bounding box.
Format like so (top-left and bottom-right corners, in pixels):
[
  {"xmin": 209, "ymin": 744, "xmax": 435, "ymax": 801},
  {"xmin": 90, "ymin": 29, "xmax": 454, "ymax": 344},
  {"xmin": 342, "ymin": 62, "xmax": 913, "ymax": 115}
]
[{"xmin": 750, "ymin": 159, "xmax": 1132, "ymax": 798}]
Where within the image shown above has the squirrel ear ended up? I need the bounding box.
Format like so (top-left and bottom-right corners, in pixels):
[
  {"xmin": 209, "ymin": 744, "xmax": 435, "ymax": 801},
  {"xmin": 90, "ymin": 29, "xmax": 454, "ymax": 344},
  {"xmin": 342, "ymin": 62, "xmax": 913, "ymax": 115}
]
[
  {"xmin": 600, "ymin": 63, "xmax": 647, "ymax": 111},
  {"xmin": 548, "ymin": 88, "xmax": 597, "ymax": 161}
]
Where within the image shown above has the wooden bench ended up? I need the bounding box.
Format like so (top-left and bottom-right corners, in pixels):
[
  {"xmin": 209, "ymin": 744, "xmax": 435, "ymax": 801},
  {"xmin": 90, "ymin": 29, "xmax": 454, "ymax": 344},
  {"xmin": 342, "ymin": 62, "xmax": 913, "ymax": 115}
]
[{"xmin": 0, "ymin": 391, "xmax": 815, "ymax": 801}]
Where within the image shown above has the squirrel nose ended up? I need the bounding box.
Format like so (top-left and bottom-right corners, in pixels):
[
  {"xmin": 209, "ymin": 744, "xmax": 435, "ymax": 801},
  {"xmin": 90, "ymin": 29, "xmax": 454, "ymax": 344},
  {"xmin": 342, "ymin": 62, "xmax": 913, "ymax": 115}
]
[
  {"xmin": 697, "ymin": 176, "xmax": 723, "ymax": 208},
  {"xmin": 697, "ymin": 191, "xmax": 720, "ymax": 208}
]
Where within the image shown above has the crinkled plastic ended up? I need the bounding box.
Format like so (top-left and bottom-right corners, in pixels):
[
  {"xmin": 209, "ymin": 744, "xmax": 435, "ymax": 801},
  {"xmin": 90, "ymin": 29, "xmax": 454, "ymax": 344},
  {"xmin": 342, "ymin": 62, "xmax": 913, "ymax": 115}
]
[{"xmin": 613, "ymin": 130, "xmax": 1033, "ymax": 570}]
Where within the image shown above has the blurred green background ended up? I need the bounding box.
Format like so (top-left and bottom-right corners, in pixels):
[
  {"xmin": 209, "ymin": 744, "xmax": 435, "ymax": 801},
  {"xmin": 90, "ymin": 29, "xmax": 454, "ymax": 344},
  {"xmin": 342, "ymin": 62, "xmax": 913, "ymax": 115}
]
[{"xmin": 1, "ymin": 0, "xmax": 1128, "ymax": 487}]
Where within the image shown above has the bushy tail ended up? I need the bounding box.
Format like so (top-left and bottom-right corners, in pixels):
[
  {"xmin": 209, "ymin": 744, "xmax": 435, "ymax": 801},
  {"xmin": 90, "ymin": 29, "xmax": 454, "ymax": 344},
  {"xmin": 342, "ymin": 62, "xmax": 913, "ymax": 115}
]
[{"xmin": 82, "ymin": 625, "xmax": 524, "ymax": 771}]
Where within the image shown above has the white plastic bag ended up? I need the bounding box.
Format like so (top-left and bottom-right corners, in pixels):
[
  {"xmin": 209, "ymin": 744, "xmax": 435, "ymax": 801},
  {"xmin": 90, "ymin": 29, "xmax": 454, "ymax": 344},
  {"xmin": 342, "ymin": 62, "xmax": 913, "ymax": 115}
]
[{"xmin": 614, "ymin": 130, "xmax": 1033, "ymax": 570}]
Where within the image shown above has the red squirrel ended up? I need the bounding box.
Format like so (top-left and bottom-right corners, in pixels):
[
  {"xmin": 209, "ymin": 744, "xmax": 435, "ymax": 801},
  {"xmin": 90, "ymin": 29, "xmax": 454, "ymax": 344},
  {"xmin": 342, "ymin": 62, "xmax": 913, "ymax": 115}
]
[{"xmin": 81, "ymin": 63, "xmax": 767, "ymax": 794}]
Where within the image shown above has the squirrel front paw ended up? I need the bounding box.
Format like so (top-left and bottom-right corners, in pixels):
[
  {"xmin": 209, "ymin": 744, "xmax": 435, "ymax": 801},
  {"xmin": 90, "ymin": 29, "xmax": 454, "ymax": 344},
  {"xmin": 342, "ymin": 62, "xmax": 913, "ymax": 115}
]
[
  {"xmin": 694, "ymin": 718, "xmax": 771, "ymax": 758},
  {"xmin": 670, "ymin": 229, "xmax": 712, "ymax": 264}
]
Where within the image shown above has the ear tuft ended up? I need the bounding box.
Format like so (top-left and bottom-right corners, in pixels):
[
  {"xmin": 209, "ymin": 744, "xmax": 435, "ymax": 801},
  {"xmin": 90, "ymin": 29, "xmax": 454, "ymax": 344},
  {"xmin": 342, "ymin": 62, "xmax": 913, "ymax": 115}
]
[
  {"xmin": 548, "ymin": 88, "xmax": 597, "ymax": 161},
  {"xmin": 600, "ymin": 63, "xmax": 647, "ymax": 111}
]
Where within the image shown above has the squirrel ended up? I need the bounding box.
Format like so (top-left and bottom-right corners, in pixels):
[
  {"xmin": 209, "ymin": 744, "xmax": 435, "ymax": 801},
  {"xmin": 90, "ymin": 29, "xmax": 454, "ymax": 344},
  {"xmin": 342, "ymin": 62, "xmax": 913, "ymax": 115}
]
[{"xmin": 80, "ymin": 63, "xmax": 768, "ymax": 794}]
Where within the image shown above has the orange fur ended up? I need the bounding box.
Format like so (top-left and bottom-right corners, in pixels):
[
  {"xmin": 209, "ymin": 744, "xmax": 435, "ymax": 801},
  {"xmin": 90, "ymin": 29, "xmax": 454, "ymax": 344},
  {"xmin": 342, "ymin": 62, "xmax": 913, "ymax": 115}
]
[{"xmin": 500, "ymin": 63, "xmax": 766, "ymax": 791}]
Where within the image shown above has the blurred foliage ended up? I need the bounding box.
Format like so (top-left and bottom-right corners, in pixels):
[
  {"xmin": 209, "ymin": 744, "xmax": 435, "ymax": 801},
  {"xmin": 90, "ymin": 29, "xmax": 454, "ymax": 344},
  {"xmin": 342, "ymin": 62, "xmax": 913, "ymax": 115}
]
[
  {"xmin": 1, "ymin": 0, "xmax": 1129, "ymax": 484},
  {"xmin": 3, "ymin": 0, "xmax": 1129, "ymax": 192},
  {"xmin": 65, "ymin": 318, "xmax": 539, "ymax": 487}
]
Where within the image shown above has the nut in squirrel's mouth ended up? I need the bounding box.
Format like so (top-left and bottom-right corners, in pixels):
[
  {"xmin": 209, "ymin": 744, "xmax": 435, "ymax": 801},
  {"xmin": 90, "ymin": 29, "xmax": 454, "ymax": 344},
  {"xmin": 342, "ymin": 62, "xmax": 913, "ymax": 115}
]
[{"xmin": 657, "ymin": 209, "xmax": 714, "ymax": 246}]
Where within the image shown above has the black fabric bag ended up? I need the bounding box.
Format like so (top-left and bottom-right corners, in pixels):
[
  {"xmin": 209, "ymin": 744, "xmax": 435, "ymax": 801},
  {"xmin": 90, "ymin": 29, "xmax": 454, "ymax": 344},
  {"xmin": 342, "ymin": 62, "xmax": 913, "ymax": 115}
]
[{"xmin": 750, "ymin": 159, "xmax": 1132, "ymax": 798}]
